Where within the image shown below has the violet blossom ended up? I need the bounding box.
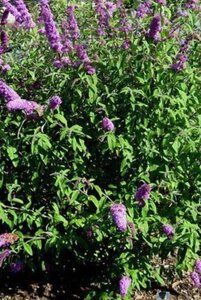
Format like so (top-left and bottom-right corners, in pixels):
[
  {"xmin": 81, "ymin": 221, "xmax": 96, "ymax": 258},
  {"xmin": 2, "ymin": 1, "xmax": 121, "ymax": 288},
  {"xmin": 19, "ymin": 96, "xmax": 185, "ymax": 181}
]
[
  {"xmin": 135, "ymin": 183, "xmax": 151, "ymax": 206},
  {"xmin": 61, "ymin": 5, "xmax": 79, "ymax": 53},
  {"xmin": 6, "ymin": 99, "xmax": 39, "ymax": 115},
  {"xmin": 49, "ymin": 95, "xmax": 62, "ymax": 110},
  {"xmin": 39, "ymin": 0, "xmax": 63, "ymax": 53},
  {"xmin": 191, "ymin": 271, "xmax": 200, "ymax": 287},
  {"xmin": 171, "ymin": 39, "xmax": 189, "ymax": 71},
  {"xmin": 75, "ymin": 44, "xmax": 95, "ymax": 75},
  {"xmin": 101, "ymin": 117, "xmax": 114, "ymax": 131},
  {"xmin": 2, "ymin": 0, "xmax": 22, "ymax": 24},
  {"xmin": 119, "ymin": 276, "xmax": 131, "ymax": 297},
  {"xmin": 66, "ymin": 6, "xmax": 80, "ymax": 40},
  {"xmin": 0, "ymin": 80, "xmax": 21, "ymax": 102},
  {"xmin": 162, "ymin": 224, "xmax": 174, "ymax": 239},
  {"xmin": 148, "ymin": 15, "xmax": 161, "ymax": 41},
  {"xmin": 118, "ymin": 0, "xmax": 132, "ymax": 33},
  {"xmin": 136, "ymin": 1, "xmax": 152, "ymax": 18},
  {"xmin": 15, "ymin": 0, "xmax": 36, "ymax": 28},
  {"xmin": 110, "ymin": 203, "xmax": 127, "ymax": 232},
  {"xmin": 94, "ymin": 0, "xmax": 111, "ymax": 36},
  {"xmin": 186, "ymin": 0, "xmax": 199, "ymax": 9}
]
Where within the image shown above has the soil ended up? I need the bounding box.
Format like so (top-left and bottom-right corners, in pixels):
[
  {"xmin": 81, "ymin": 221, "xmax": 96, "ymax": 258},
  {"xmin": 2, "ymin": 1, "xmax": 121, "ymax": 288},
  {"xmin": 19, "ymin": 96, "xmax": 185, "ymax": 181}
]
[{"xmin": 0, "ymin": 272, "xmax": 201, "ymax": 300}]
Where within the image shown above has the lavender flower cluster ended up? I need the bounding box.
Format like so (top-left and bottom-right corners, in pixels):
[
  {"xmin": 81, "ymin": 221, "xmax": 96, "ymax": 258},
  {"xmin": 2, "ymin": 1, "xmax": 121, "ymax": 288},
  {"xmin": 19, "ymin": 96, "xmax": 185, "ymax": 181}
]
[
  {"xmin": 135, "ymin": 183, "xmax": 151, "ymax": 206},
  {"xmin": 119, "ymin": 276, "xmax": 131, "ymax": 297},
  {"xmin": 94, "ymin": 0, "xmax": 116, "ymax": 36},
  {"xmin": 0, "ymin": 80, "xmax": 40, "ymax": 116},
  {"xmin": 171, "ymin": 39, "xmax": 190, "ymax": 71},
  {"xmin": 39, "ymin": 0, "xmax": 62, "ymax": 53},
  {"xmin": 136, "ymin": 1, "xmax": 152, "ymax": 18},
  {"xmin": 191, "ymin": 259, "xmax": 201, "ymax": 287},
  {"xmin": 110, "ymin": 203, "xmax": 127, "ymax": 232},
  {"xmin": 148, "ymin": 15, "xmax": 161, "ymax": 41},
  {"xmin": 2, "ymin": 0, "xmax": 35, "ymax": 28},
  {"xmin": 162, "ymin": 224, "xmax": 174, "ymax": 239}
]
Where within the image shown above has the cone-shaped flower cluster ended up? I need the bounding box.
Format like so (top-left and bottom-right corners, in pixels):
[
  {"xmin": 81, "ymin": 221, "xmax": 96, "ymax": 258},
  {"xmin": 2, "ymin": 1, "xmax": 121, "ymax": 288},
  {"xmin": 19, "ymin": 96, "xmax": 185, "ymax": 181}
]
[
  {"xmin": 0, "ymin": 80, "xmax": 40, "ymax": 116},
  {"xmin": 110, "ymin": 203, "xmax": 127, "ymax": 232},
  {"xmin": 148, "ymin": 15, "xmax": 161, "ymax": 41},
  {"xmin": 135, "ymin": 183, "xmax": 151, "ymax": 206},
  {"xmin": 191, "ymin": 271, "xmax": 200, "ymax": 287},
  {"xmin": 136, "ymin": 1, "xmax": 152, "ymax": 18},
  {"xmin": 101, "ymin": 117, "xmax": 114, "ymax": 131},
  {"xmin": 49, "ymin": 95, "xmax": 62, "ymax": 110},
  {"xmin": 162, "ymin": 224, "xmax": 174, "ymax": 239},
  {"xmin": 39, "ymin": 0, "xmax": 63, "ymax": 53},
  {"xmin": 119, "ymin": 276, "xmax": 132, "ymax": 297}
]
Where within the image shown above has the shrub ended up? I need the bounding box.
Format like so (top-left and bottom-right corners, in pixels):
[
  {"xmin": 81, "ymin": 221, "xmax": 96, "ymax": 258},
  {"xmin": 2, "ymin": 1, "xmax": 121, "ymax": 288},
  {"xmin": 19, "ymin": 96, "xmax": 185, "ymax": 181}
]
[{"xmin": 0, "ymin": 0, "xmax": 201, "ymax": 298}]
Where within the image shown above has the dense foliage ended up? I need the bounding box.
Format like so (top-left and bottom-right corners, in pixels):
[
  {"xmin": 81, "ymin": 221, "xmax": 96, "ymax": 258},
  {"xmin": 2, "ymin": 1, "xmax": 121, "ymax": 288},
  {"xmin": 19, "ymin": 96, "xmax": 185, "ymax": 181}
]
[{"xmin": 0, "ymin": 0, "xmax": 201, "ymax": 298}]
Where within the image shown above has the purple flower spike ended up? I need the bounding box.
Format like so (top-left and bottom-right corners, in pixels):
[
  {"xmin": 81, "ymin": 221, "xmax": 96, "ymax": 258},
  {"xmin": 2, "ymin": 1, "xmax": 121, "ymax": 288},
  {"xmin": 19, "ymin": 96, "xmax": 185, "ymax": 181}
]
[
  {"xmin": 15, "ymin": 0, "xmax": 36, "ymax": 28},
  {"xmin": 136, "ymin": 1, "xmax": 152, "ymax": 18},
  {"xmin": 119, "ymin": 276, "xmax": 131, "ymax": 297},
  {"xmin": 101, "ymin": 117, "xmax": 114, "ymax": 131},
  {"xmin": 75, "ymin": 44, "xmax": 95, "ymax": 75},
  {"xmin": 122, "ymin": 39, "xmax": 131, "ymax": 50},
  {"xmin": 0, "ymin": 80, "xmax": 21, "ymax": 102},
  {"xmin": 49, "ymin": 95, "xmax": 62, "ymax": 110},
  {"xmin": 2, "ymin": 0, "xmax": 22, "ymax": 24},
  {"xmin": 162, "ymin": 224, "xmax": 174, "ymax": 239},
  {"xmin": 148, "ymin": 15, "xmax": 161, "ymax": 41},
  {"xmin": 39, "ymin": 0, "xmax": 63, "ymax": 53},
  {"xmin": 6, "ymin": 99, "xmax": 39, "ymax": 115},
  {"xmin": 110, "ymin": 203, "xmax": 127, "ymax": 232},
  {"xmin": 195, "ymin": 260, "xmax": 201, "ymax": 273},
  {"xmin": 66, "ymin": 6, "xmax": 80, "ymax": 40},
  {"xmin": 135, "ymin": 183, "xmax": 151, "ymax": 206},
  {"xmin": 191, "ymin": 271, "xmax": 200, "ymax": 288}
]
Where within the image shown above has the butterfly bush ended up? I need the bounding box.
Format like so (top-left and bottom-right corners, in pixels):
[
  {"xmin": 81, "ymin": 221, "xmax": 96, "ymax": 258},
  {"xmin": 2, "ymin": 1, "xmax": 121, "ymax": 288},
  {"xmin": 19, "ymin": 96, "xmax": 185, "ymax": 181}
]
[{"xmin": 0, "ymin": 0, "xmax": 200, "ymax": 298}]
